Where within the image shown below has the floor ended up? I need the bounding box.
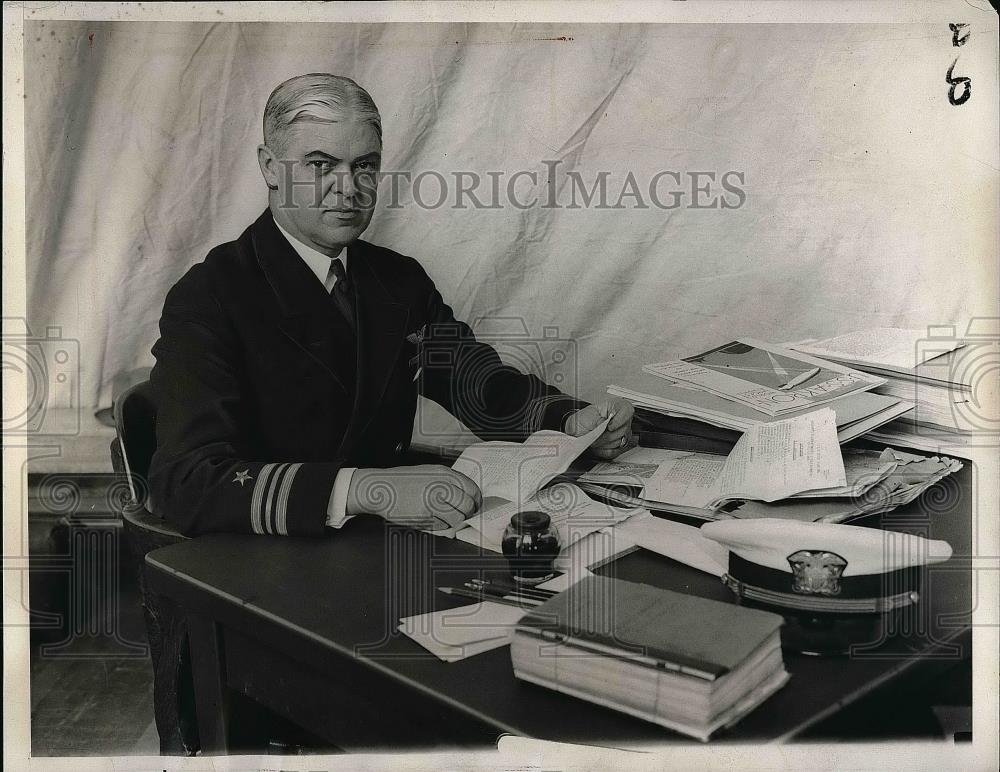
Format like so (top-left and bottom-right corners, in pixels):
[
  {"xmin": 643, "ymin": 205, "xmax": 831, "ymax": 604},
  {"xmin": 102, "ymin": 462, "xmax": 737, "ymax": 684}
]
[
  {"xmin": 29, "ymin": 580, "xmax": 160, "ymax": 757},
  {"xmin": 28, "ymin": 470, "xmax": 160, "ymax": 759}
]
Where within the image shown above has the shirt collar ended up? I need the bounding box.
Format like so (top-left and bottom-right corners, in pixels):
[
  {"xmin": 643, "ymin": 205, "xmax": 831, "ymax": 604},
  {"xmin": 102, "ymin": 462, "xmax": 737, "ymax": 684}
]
[{"xmin": 273, "ymin": 218, "xmax": 347, "ymax": 286}]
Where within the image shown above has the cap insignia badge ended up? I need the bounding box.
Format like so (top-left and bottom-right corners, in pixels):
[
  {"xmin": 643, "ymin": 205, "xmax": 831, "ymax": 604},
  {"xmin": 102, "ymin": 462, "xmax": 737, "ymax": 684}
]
[{"xmin": 787, "ymin": 550, "xmax": 848, "ymax": 596}]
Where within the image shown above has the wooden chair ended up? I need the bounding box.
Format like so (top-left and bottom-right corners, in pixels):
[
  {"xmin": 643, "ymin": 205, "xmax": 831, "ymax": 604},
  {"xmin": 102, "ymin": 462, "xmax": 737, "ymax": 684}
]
[
  {"xmin": 112, "ymin": 382, "xmax": 347, "ymax": 754},
  {"xmin": 111, "ymin": 380, "xmax": 199, "ymax": 755}
]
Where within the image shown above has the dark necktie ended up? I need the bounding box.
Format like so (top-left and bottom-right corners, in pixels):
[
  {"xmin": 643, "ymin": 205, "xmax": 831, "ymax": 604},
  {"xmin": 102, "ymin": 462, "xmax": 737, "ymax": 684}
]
[{"xmin": 328, "ymin": 258, "xmax": 356, "ymax": 333}]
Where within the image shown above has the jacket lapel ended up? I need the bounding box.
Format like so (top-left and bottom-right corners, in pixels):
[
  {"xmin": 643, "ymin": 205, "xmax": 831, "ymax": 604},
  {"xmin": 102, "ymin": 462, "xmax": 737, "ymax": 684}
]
[
  {"xmin": 250, "ymin": 209, "xmax": 412, "ymax": 457},
  {"xmin": 250, "ymin": 210, "xmax": 351, "ymax": 396},
  {"xmin": 347, "ymin": 239, "xmax": 410, "ymax": 443}
]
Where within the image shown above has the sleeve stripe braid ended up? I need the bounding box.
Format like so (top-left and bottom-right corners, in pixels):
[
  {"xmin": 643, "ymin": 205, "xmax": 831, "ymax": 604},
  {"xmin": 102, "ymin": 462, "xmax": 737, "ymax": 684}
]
[
  {"xmin": 263, "ymin": 463, "xmax": 290, "ymax": 535},
  {"xmin": 274, "ymin": 462, "xmax": 302, "ymax": 536},
  {"xmin": 251, "ymin": 462, "xmax": 279, "ymax": 534}
]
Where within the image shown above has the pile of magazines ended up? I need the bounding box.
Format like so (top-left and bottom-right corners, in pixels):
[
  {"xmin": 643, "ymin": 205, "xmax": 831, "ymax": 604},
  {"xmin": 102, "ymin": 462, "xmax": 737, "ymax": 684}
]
[{"xmin": 582, "ymin": 338, "xmax": 963, "ymax": 523}]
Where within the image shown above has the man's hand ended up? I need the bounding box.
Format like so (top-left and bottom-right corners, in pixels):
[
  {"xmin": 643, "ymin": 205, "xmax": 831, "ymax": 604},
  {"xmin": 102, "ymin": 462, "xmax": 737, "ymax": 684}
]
[
  {"xmin": 346, "ymin": 465, "xmax": 483, "ymax": 530},
  {"xmin": 564, "ymin": 397, "xmax": 635, "ymax": 460}
]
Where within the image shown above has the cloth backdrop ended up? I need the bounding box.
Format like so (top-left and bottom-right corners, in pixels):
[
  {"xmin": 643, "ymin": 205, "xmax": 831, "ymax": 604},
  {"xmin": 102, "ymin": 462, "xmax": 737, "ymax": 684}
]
[{"xmin": 24, "ymin": 21, "xmax": 999, "ymax": 414}]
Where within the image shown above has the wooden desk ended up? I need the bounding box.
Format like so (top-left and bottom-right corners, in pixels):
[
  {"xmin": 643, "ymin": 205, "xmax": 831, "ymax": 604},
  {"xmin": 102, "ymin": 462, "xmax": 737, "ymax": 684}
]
[{"xmin": 146, "ymin": 462, "xmax": 973, "ymax": 752}]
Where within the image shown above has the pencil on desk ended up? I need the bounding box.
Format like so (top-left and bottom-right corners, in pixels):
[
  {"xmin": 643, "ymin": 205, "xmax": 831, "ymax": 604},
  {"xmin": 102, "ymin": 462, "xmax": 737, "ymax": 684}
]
[
  {"xmin": 464, "ymin": 580, "xmax": 554, "ymax": 602},
  {"xmin": 467, "ymin": 577, "xmax": 556, "ymax": 594},
  {"xmin": 438, "ymin": 586, "xmax": 544, "ymax": 608}
]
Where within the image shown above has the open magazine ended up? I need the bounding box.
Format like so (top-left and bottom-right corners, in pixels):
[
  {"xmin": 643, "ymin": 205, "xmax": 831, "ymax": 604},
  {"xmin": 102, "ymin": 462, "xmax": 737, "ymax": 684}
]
[{"xmin": 644, "ymin": 338, "xmax": 885, "ymax": 416}]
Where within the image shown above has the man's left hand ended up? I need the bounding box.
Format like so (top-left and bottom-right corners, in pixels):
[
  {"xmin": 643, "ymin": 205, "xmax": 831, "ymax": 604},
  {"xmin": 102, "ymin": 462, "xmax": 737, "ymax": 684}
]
[{"xmin": 564, "ymin": 397, "xmax": 635, "ymax": 460}]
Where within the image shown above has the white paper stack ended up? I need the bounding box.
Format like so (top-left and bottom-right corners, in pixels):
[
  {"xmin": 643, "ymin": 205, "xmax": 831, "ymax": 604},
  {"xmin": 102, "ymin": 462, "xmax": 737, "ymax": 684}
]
[
  {"xmin": 790, "ymin": 329, "xmax": 987, "ymax": 444},
  {"xmin": 609, "ymin": 371, "xmax": 911, "ymax": 445},
  {"xmin": 398, "ymin": 601, "xmax": 527, "ymax": 662},
  {"xmin": 578, "ymin": 442, "xmax": 960, "ymax": 526},
  {"xmin": 730, "ymin": 449, "xmax": 964, "ymax": 523}
]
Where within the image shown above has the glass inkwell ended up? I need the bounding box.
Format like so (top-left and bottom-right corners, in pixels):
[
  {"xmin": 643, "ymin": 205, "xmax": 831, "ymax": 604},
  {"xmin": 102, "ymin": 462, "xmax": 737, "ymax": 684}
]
[{"xmin": 501, "ymin": 510, "xmax": 561, "ymax": 585}]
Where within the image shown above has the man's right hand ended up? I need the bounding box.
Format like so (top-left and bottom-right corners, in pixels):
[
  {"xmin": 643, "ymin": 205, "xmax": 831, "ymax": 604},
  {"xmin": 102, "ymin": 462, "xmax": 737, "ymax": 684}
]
[{"xmin": 345, "ymin": 465, "xmax": 482, "ymax": 530}]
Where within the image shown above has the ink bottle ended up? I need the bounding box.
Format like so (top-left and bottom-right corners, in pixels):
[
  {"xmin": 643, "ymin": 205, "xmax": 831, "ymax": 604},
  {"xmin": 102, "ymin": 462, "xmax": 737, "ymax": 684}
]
[{"xmin": 501, "ymin": 510, "xmax": 561, "ymax": 585}]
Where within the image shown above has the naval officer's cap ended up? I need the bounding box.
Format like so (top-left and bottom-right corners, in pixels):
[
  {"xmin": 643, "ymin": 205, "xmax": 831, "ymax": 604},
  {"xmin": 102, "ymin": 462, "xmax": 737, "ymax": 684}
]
[{"xmin": 700, "ymin": 519, "xmax": 954, "ymax": 654}]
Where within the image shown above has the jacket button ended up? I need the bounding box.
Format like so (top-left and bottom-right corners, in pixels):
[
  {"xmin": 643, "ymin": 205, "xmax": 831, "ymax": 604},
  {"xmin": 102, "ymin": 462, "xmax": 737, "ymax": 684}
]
[{"xmin": 394, "ymin": 442, "xmax": 405, "ymax": 454}]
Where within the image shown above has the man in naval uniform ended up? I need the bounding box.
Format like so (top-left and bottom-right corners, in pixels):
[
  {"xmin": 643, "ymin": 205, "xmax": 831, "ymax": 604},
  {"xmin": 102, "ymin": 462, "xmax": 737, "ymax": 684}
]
[{"xmin": 148, "ymin": 73, "xmax": 633, "ymax": 537}]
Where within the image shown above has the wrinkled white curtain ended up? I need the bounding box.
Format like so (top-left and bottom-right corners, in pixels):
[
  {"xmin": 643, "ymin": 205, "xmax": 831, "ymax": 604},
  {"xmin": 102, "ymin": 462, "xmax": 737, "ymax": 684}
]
[{"xmin": 24, "ymin": 21, "xmax": 999, "ymax": 412}]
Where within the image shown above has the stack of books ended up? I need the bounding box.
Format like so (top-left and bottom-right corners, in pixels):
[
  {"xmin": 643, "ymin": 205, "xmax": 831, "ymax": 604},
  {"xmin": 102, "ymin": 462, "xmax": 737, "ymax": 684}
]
[
  {"xmin": 608, "ymin": 339, "xmax": 913, "ymax": 453},
  {"xmin": 510, "ymin": 575, "xmax": 789, "ymax": 741},
  {"xmin": 789, "ymin": 329, "xmax": 978, "ymax": 449}
]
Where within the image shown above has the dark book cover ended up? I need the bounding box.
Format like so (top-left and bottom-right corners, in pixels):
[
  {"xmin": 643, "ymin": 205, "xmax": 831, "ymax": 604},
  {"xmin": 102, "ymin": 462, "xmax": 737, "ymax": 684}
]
[{"xmin": 515, "ymin": 575, "xmax": 784, "ymax": 679}]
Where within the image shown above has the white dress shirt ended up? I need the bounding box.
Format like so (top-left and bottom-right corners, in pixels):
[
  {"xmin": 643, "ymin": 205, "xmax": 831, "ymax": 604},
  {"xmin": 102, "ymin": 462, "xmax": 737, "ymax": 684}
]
[{"xmin": 273, "ymin": 219, "xmax": 355, "ymax": 529}]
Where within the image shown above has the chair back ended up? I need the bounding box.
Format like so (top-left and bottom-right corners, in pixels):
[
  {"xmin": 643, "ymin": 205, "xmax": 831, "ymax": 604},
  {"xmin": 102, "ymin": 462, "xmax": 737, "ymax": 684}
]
[
  {"xmin": 109, "ymin": 379, "xmax": 195, "ymax": 753},
  {"xmin": 112, "ymin": 380, "xmax": 158, "ymax": 508},
  {"xmin": 111, "ymin": 379, "xmax": 186, "ymax": 540}
]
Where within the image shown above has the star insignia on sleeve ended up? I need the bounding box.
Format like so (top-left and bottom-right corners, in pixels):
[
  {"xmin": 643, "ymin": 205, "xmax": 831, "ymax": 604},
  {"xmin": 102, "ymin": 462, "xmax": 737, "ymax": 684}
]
[{"xmin": 233, "ymin": 469, "xmax": 253, "ymax": 486}]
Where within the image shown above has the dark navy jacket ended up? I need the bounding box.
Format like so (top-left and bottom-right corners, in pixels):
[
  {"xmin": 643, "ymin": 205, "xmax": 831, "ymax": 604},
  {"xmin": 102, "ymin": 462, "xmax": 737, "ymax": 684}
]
[{"xmin": 148, "ymin": 209, "xmax": 586, "ymax": 536}]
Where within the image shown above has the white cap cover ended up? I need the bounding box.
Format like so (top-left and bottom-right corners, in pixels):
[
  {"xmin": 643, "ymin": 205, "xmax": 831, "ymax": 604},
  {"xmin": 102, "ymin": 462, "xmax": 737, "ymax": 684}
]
[{"xmin": 700, "ymin": 518, "xmax": 953, "ymax": 578}]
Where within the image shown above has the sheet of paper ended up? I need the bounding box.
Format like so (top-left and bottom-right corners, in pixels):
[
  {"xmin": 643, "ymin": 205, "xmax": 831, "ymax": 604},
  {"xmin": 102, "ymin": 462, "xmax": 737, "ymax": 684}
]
[
  {"xmin": 792, "ymin": 328, "xmax": 965, "ymax": 370},
  {"xmin": 709, "ymin": 408, "xmax": 846, "ymax": 505},
  {"xmin": 540, "ymin": 524, "xmax": 643, "ymax": 592},
  {"xmin": 634, "ymin": 411, "xmax": 853, "ymax": 509},
  {"xmin": 878, "ymin": 454, "xmax": 963, "ymax": 507},
  {"xmin": 790, "ymin": 448, "xmax": 898, "ymax": 498},
  {"xmin": 456, "ymin": 482, "xmax": 640, "ymax": 553},
  {"xmin": 398, "ymin": 601, "xmax": 526, "ymax": 662},
  {"xmin": 731, "ymin": 497, "xmax": 865, "ymax": 523},
  {"xmin": 452, "ymin": 418, "xmax": 610, "ymax": 506},
  {"xmin": 454, "ymin": 497, "xmax": 522, "ymax": 550},
  {"xmin": 643, "ymin": 453, "xmax": 727, "ymax": 508},
  {"xmin": 732, "ymin": 450, "xmax": 962, "ymax": 522},
  {"xmin": 576, "ymin": 446, "xmax": 694, "ymax": 487},
  {"xmin": 611, "ymin": 512, "xmax": 729, "ymax": 576},
  {"xmin": 886, "ymin": 448, "xmax": 932, "ymax": 464},
  {"xmin": 866, "ymin": 424, "xmax": 977, "ymax": 454},
  {"xmin": 554, "ymin": 524, "xmax": 639, "ymax": 573}
]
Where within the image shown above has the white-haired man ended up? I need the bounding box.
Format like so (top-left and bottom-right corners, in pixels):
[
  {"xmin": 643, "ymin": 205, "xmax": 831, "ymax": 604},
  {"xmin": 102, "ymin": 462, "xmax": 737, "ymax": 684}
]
[{"xmin": 148, "ymin": 73, "xmax": 633, "ymax": 537}]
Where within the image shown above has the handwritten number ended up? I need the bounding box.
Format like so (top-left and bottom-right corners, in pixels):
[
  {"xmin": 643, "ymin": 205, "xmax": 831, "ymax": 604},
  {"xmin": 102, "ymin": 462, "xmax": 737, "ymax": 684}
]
[
  {"xmin": 946, "ymin": 58, "xmax": 971, "ymax": 106},
  {"xmin": 949, "ymin": 23, "xmax": 970, "ymax": 47},
  {"xmin": 945, "ymin": 25, "xmax": 972, "ymax": 105}
]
